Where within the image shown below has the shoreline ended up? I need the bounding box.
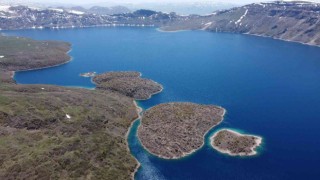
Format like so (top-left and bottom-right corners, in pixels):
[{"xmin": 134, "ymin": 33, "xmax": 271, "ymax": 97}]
[
  {"xmin": 135, "ymin": 72, "xmax": 164, "ymax": 100},
  {"xmin": 2, "ymin": 18, "xmax": 320, "ymax": 48},
  {"xmin": 4, "ymin": 25, "xmax": 320, "ymax": 48},
  {"xmin": 134, "ymin": 86, "xmax": 164, "ymax": 101},
  {"xmin": 12, "ymin": 48, "xmax": 73, "ymax": 82},
  {"xmin": 210, "ymin": 129, "xmax": 263, "ymax": 156},
  {"xmin": 242, "ymin": 32, "xmax": 320, "ymax": 48},
  {"xmin": 126, "ymin": 101, "xmax": 143, "ymax": 180},
  {"xmin": 156, "ymin": 28, "xmax": 191, "ymax": 33},
  {"xmin": 136, "ymin": 106, "xmax": 226, "ymax": 160},
  {"xmin": 0, "ymin": 24, "xmax": 156, "ymax": 32},
  {"xmin": 159, "ymin": 27, "xmax": 320, "ymax": 48}
]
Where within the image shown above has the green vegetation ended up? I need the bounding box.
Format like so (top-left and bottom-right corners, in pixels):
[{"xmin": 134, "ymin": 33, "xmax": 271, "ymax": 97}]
[
  {"xmin": 0, "ymin": 35, "xmax": 71, "ymax": 71},
  {"xmin": 0, "ymin": 85, "xmax": 139, "ymax": 179},
  {"xmin": 0, "ymin": 36, "xmax": 139, "ymax": 179},
  {"xmin": 93, "ymin": 71, "xmax": 163, "ymax": 100}
]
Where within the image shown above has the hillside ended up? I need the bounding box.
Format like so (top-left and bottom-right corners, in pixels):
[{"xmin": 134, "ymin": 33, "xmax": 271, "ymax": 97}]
[
  {"xmin": 2, "ymin": 2, "xmax": 320, "ymax": 46},
  {"xmin": 161, "ymin": 1, "xmax": 320, "ymax": 46},
  {"xmin": 0, "ymin": 36, "xmax": 71, "ymax": 71},
  {"xmin": 0, "ymin": 5, "xmax": 180, "ymax": 30},
  {"xmin": 0, "ymin": 36, "xmax": 140, "ymax": 179}
]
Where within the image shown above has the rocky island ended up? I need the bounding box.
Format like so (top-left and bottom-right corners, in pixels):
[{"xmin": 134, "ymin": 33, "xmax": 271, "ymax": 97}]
[
  {"xmin": 0, "ymin": 35, "xmax": 167, "ymax": 179},
  {"xmin": 138, "ymin": 103, "xmax": 226, "ymax": 159},
  {"xmin": 93, "ymin": 71, "xmax": 163, "ymax": 100},
  {"xmin": 210, "ymin": 129, "xmax": 262, "ymax": 156}
]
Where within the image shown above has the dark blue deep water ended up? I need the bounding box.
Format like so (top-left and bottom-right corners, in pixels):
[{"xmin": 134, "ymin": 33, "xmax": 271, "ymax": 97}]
[{"xmin": 4, "ymin": 27, "xmax": 320, "ymax": 180}]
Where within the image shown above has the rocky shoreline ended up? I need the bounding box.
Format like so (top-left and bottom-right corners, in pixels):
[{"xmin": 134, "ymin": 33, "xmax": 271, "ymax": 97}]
[{"xmin": 126, "ymin": 101, "xmax": 143, "ymax": 180}]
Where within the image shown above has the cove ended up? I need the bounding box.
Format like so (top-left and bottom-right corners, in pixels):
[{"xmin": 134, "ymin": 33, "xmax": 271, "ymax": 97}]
[{"xmin": 4, "ymin": 27, "xmax": 320, "ymax": 179}]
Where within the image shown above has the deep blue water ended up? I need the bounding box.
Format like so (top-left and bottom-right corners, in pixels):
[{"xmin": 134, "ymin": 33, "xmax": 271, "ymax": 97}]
[{"xmin": 4, "ymin": 27, "xmax": 320, "ymax": 180}]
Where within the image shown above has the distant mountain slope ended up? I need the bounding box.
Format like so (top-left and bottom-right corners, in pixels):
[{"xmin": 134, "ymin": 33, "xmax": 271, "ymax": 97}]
[
  {"xmin": 0, "ymin": 5, "xmax": 180, "ymax": 30},
  {"xmin": 162, "ymin": 1, "xmax": 320, "ymax": 46},
  {"xmin": 1, "ymin": 1, "xmax": 320, "ymax": 46},
  {"xmin": 88, "ymin": 6, "xmax": 131, "ymax": 15}
]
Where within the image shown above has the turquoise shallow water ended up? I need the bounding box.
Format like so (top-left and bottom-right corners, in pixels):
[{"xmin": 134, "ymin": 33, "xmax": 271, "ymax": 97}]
[{"xmin": 5, "ymin": 27, "xmax": 320, "ymax": 179}]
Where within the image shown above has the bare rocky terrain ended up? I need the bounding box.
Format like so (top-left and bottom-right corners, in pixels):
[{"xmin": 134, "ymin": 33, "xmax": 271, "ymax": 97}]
[
  {"xmin": 93, "ymin": 71, "xmax": 163, "ymax": 100},
  {"xmin": 138, "ymin": 103, "xmax": 225, "ymax": 159},
  {"xmin": 211, "ymin": 129, "xmax": 262, "ymax": 156},
  {"xmin": 0, "ymin": 69, "xmax": 14, "ymax": 84}
]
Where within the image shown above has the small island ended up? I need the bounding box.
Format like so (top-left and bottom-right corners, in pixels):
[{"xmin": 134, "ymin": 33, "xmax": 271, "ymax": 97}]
[
  {"xmin": 210, "ymin": 129, "xmax": 262, "ymax": 156},
  {"xmin": 138, "ymin": 102, "xmax": 226, "ymax": 159},
  {"xmin": 80, "ymin": 71, "xmax": 97, "ymax": 77},
  {"xmin": 93, "ymin": 71, "xmax": 163, "ymax": 100}
]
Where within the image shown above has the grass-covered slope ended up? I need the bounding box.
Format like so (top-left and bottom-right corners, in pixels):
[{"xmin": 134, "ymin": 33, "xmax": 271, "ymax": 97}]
[
  {"xmin": 0, "ymin": 35, "xmax": 71, "ymax": 71},
  {"xmin": 0, "ymin": 84, "xmax": 138, "ymax": 179},
  {"xmin": 0, "ymin": 36, "xmax": 139, "ymax": 179}
]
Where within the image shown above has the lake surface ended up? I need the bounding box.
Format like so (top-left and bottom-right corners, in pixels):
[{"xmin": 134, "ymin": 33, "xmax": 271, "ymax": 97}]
[{"xmin": 4, "ymin": 27, "xmax": 320, "ymax": 180}]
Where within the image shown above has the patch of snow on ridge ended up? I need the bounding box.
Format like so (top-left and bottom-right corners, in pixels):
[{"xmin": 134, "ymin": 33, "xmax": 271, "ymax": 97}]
[
  {"xmin": 49, "ymin": 8, "xmax": 63, "ymax": 12},
  {"xmin": 202, "ymin": 22, "xmax": 212, "ymax": 30},
  {"xmin": 235, "ymin": 9, "xmax": 248, "ymax": 25},
  {"xmin": 68, "ymin": 10, "xmax": 84, "ymax": 15},
  {"xmin": 0, "ymin": 56, "xmax": 4, "ymax": 58},
  {"xmin": 204, "ymin": 22, "xmax": 212, "ymax": 26},
  {"xmin": 0, "ymin": 5, "xmax": 10, "ymax": 12}
]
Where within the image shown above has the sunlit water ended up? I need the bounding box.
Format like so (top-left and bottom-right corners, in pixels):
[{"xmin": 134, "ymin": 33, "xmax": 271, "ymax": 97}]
[{"xmin": 5, "ymin": 27, "xmax": 320, "ymax": 179}]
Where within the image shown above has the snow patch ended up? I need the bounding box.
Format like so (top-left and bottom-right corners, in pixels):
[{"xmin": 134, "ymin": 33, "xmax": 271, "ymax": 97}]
[
  {"xmin": 49, "ymin": 8, "xmax": 64, "ymax": 13},
  {"xmin": 204, "ymin": 22, "xmax": 212, "ymax": 26},
  {"xmin": 235, "ymin": 9, "xmax": 248, "ymax": 25},
  {"xmin": 0, "ymin": 56, "xmax": 4, "ymax": 58},
  {"xmin": 0, "ymin": 5, "xmax": 10, "ymax": 12},
  {"xmin": 256, "ymin": 3, "xmax": 266, "ymax": 8},
  {"xmin": 202, "ymin": 22, "xmax": 212, "ymax": 30},
  {"xmin": 68, "ymin": 10, "xmax": 84, "ymax": 15},
  {"xmin": 66, "ymin": 114, "xmax": 71, "ymax": 119},
  {"xmin": 29, "ymin": 7, "xmax": 41, "ymax": 10}
]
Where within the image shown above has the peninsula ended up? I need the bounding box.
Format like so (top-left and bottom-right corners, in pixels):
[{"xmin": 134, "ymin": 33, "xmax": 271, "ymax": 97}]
[
  {"xmin": 93, "ymin": 71, "xmax": 163, "ymax": 100},
  {"xmin": 210, "ymin": 129, "xmax": 262, "ymax": 156},
  {"xmin": 0, "ymin": 35, "xmax": 71, "ymax": 71},
  {"xmin": 138, "ymin": 103, "xmax": 225, "ymax": 159}
]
